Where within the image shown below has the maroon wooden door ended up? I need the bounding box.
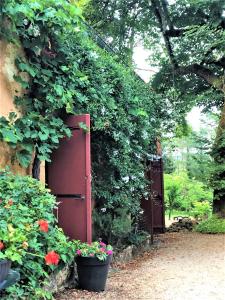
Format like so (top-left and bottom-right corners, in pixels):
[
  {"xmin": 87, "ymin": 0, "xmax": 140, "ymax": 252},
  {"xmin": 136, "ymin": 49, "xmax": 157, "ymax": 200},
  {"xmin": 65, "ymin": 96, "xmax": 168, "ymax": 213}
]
[
  {"xmin": 141, "ymin": 158, "xmax": 165, "ymax": 233},
  {"xmin": 47, "ymin": 115, "xmax": 92, "ymax": 243}
]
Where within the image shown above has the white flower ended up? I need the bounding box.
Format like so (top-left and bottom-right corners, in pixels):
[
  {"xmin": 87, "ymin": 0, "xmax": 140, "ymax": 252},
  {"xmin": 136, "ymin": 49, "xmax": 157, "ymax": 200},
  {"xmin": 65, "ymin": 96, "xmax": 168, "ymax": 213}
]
[
  {"xmin": 101, "ymin": 106, "xmax": 106, "ymax": 115},
  {"xmin": 122, "ymin": 176, "xmax": 129, "ymax": 183},
  {"xmin": 23, "ymin": 19, "xmax": 29, "ymax": 26},
  {"xmin": 89, "ymin": 51, "xmax": 99, "ymax": 60}
]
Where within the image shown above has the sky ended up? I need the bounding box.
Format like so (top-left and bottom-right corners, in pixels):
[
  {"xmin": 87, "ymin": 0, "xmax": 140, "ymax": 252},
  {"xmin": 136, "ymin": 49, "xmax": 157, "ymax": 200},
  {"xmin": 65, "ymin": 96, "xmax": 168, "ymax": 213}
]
[
  {"xmin": 133, "ymin": 46, "xmax": 157, "ymax": 82},
  {"xmin": 186, "ymin": 107, "xmax": 202, "ymax": 131}
]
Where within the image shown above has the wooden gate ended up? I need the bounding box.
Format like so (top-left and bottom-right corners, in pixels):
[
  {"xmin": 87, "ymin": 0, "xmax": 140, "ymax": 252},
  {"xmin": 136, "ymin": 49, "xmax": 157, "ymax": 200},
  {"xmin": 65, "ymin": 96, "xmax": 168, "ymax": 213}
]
[
  {"xmin": 141, "ymin": 158, "xmax": 165, "ymax": 233},
  {"xmin": 46, "ymin": 114, "xmax": 92, "ymax": 243}
]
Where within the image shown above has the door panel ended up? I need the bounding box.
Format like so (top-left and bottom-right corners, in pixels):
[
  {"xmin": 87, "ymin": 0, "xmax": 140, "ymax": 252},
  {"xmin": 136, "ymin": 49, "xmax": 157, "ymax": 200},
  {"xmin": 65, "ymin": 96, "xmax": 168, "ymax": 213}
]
[{"xmin": 47, "ymin": 114, "xmax": 92, "ymax": 243}]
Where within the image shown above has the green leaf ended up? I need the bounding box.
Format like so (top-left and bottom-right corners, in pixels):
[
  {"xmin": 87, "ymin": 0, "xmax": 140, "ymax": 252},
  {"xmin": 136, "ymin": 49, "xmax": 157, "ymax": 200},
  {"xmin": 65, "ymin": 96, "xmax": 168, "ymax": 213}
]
[
  {"xmin": 78, "ymin": 122, "xmax": 90, "ymax": 133},
  {"xmin": 1, "ymin": 128, "xmax": 20, "ymax": 144},
  {"xmin": 38, "ymin": 132, "xmax": 49, "ymax": 141},
  {"xmin": 18, "ymin": 62, "xmax": 36, "ymax": 77},
  {"xmin": 16, "ymin": 150, "xmax": 33, "ymax": 167},
  {"xmin": 13, "ymin": 75, "xmax": 29, "ymax": 89}
]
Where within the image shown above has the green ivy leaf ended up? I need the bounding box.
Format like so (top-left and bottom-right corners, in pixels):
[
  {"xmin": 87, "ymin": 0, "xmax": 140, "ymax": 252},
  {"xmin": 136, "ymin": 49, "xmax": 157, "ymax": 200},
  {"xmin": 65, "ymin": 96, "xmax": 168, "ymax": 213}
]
[
  {"xmin": 16, "ymin": 150, "xmax": 33, "ymax": 167},
  {"xmin": 1, "ymin": 128, "xmax": 20, "ymax": 144},
  {"xmin": 78, "ymin": 122, "xmax": 90, "ymax": 133}
]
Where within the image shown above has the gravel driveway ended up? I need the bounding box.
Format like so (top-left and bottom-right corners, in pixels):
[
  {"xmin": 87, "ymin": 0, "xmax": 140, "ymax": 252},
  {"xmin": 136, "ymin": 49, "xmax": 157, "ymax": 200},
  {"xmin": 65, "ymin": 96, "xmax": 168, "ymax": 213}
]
[{"xmin": 56, "ymin": 232, "xmax": 225, "ymax": 300}]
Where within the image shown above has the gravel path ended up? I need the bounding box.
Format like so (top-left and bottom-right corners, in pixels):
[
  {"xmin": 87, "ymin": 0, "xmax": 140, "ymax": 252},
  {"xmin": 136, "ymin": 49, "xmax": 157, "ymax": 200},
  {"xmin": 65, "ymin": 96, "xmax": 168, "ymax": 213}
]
[{"xmin": 56, "ymin": 232, "xmax": 225, "ymax": 300}]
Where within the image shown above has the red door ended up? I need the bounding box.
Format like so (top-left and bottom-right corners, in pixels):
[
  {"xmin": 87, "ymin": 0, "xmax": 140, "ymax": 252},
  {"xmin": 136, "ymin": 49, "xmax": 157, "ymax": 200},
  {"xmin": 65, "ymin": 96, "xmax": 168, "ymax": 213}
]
[
  {"xmin": 150, "ymin": 159, "xmax": 165, "ymax": 232},
  {"xmin": 47, "ymin": 115, "xmax": 92, "ymax": 243},
  {"xmin": 141, "ymin": 158, "xmax": 165, "ymax": 233}
]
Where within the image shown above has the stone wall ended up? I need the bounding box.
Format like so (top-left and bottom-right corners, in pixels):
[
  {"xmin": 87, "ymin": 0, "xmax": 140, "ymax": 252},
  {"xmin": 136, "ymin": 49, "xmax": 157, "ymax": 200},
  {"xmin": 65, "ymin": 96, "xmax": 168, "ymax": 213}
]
[
  {"xmin": 0, "ymin": 39, "xmax": 30, "ymax": 175},
  {"xmin": 0, "ymin": 39, "xmax": 47, "ymax": 182}
]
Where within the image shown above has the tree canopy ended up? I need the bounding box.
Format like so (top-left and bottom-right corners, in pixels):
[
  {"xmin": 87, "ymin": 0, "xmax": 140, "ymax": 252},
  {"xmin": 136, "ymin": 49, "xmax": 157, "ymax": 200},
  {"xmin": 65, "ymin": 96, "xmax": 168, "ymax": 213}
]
[{"xmin": 86, "ymin": 0, "xmax": 225, "ymax": 215}]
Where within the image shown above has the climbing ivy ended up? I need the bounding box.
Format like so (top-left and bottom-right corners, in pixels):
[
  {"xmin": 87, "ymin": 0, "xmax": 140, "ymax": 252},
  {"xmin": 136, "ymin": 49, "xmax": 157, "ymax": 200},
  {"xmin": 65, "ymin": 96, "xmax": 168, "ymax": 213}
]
[
  {"xmin": 0, "ymin": 0, "xmax": 84, "ymax": 174},
  {"xmin": 0, "ymin": 0, "xmax": 166, "ymax": 243}
]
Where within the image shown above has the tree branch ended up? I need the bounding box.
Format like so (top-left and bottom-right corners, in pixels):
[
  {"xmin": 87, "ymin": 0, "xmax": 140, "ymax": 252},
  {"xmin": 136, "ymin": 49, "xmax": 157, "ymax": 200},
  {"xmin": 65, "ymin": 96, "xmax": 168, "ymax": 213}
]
[
  {"xmin": 177, "ymin": 64, "xmax": 225, "ymax": 92},
  {"xmin": 160, "ymin": 0, "xmax": 173, "ymax": 30},
  {"xmin": 151, "ymin": 0, "xmax": 225, "ymax": 93},
  {"xmin": 150, "ymin": 0, "xmax": 178, "ymax": 68},
  {"xmin": 164, "ymin": 28, "xmax": 186, "ymax": 37}
]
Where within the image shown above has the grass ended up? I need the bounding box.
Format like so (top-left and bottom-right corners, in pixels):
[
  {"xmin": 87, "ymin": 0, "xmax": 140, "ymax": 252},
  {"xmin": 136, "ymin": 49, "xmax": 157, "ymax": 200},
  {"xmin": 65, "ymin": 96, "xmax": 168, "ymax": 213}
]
[
  {"xmin": 165, "ymin": 210, "xmax": 191, "ymax": 220},
  {"xmin": 195, "ymin": 215, "xmax": 225, "ymax": 234}
]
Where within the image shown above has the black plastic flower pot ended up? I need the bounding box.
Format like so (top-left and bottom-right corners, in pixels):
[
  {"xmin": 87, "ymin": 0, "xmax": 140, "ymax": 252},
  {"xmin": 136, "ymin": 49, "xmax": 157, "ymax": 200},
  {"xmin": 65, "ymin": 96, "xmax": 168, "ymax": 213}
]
[
  {"xmin": 76, "ymin": 255, "xmax": 112, "ymax": 292},
  {"xmin": 0, "ymin": 260, "xmax": 11, "ymax": 283}
]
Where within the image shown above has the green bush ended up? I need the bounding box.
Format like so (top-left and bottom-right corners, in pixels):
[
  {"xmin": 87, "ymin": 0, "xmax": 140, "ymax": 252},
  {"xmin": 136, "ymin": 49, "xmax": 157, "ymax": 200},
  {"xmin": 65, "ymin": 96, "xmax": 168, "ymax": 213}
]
[
  {"xmin": 0, "ymin": 170, "xmax": 76, "ymax": 299},
  {"xmin": 126, "ymin": 230, "xmax": 149, "ymax": 247},
  {"xmin": 93, "ymin": 207, "xmax": 132, "ymax": 246},
  {"xmin": 192, "ymin": 201, "xmax": 212, "ymax": 219},
  {"xmin": 164, "ymin": 172, "xmax": 213, "ymax": 214},
  {"xmin": 195, "ymin": 215, "xmax": 225, "ymax": 233}
]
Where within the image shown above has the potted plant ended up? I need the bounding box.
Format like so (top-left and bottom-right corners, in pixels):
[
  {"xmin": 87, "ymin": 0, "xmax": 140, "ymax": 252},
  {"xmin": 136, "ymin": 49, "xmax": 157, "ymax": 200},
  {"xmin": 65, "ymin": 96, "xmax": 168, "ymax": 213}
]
[
  {"xmin": 75, "ymin": 241, "xmax": 113, "ymax": 292},
  {"xmin": 0, "ymin": 259, "xmax": 11, "ymax": 284}
]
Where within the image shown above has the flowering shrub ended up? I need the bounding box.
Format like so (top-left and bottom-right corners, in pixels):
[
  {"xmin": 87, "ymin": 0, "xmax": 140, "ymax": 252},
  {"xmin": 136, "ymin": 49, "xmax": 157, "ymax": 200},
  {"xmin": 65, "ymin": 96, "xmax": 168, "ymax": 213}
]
[
  {"xmin": 0, "ymin": 170, "xmax": 76, "ymax": 299},
  {"xmin": 76, "ymin": 241, "xmax": 113, "ymax": 261}
]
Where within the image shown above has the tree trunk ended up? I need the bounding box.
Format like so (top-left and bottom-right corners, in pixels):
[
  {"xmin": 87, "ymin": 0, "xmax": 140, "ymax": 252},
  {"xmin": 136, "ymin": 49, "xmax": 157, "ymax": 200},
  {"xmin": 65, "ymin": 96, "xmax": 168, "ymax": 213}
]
[
  {"xmin": 213, "ymin": 191, "xmax": 225, "ymax": 216},
  {"xmin": 212, "ymin": 98, "xmax": 225, "ymax": 217},
  {"xmin": 32, "ymin": 153, "xmax": 41, "ymax": 180}
]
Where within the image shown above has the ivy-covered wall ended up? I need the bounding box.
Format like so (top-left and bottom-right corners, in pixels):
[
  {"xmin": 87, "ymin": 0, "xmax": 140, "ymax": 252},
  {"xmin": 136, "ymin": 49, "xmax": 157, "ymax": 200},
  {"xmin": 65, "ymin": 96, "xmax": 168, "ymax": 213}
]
[
  {"xmin": 0, "ymin": 0, "xmax": 169, "ymax": 245},
  {"xmin": 0, "ymin": 39, "xmax": 47, "ymax": 180},
  {"xmin": 0, "ymin": 39, "xmax": 29, "ymax": 175}
]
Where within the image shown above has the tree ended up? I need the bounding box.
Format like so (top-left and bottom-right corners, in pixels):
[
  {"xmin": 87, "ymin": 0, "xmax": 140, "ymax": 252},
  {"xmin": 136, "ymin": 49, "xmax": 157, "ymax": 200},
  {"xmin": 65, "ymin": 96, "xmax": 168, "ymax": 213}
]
[
  {"xmin": 164, "ymin": 172, "xmax": 213, "ymax": 218},
  {"xmin": 163, "ymin": 154, "xmax": 176, "ymax": 174},
  {"xmin": 86, "ymin": 0, "xmax": 225, "ymax": 216},
  {"xmin": 166, "ymin": 185, "xmax": 180, "ymax": 220},
  {"xmin": 84, "ymin": 0, "xmax": 155, "ymax": 64},
  {"xmin": 186, "ymin": 129, "xmax": 213, "ymax": 184},
  {"xmin": 163, "ymin": 123, "xmax": 214, "ymax": 185},
  {"xmin": 149, "ymin": 0, "xmax": 225, "ymax": 216}
]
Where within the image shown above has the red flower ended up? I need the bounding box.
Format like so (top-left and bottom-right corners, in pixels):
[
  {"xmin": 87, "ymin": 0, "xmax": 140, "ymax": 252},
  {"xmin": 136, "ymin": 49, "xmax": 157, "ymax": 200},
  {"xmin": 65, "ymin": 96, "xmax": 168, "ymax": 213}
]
[
  {"xmin": 38, "ymin": 220, "xmax": 49, "ymax": 232},
  {"xmin": 45, "ymin": 251, "xmax": 60, "ymax": 265},
  {"xmin": 0, "ymin": 242, "xmax": 4, "ymax": 250}
]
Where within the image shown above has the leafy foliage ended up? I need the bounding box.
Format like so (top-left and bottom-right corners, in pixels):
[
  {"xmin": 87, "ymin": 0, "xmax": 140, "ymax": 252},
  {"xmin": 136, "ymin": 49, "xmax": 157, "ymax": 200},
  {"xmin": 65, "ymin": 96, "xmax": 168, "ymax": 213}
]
[
  {"xmin": 0, "ymin": 0, "xmax": 166, "ymax": 244},
  {"xmin": 163, "ymin": 154, "xmax": 176, "ymax": 174},
  {"xmin": 192, "ymin": 201, "xmax": 211, "ymax": 220},
  {"xmin": 165, "ymin": 184, "xmax": 180, "ymax": 220},
  {"xmin": 195, "ymin": 215, "xmax": 225, "ymax": 234},
  {"xmin": 164, "ymin": 172, "xmax": 213, "ymax": 218},
  {"xmin": 0, "ymin": 170, "xmax": 76, "ymax": 299},
  {"xmin": 86, "ymin": 0, "xmax": 225, "ymax": 213},
  {"xmin": 163, "ymin": 124, "xmax": 214, "ymax": 185}
]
